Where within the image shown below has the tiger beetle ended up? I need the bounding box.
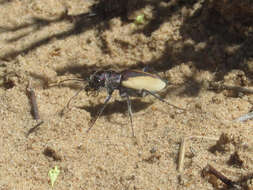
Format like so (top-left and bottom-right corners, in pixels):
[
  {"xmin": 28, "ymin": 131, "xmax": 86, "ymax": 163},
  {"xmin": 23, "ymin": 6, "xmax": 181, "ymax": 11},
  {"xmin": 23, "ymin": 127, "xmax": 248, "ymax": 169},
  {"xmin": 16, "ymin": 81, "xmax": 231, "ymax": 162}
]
[{"xmin": 62, "ymin": 69, "xmax": 185, "ymax": 136}]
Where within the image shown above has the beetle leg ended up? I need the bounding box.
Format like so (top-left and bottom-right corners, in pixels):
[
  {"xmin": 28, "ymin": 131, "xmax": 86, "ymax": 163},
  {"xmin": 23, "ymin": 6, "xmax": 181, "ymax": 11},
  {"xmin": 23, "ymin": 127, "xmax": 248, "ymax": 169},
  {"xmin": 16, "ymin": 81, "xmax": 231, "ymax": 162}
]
[
  {"xmin": 126, "ymin": 94, "xmax": 135, "ymax": 137},
  {"xmin": 142, "ymin": 66, "xmax": 149, "ymax": 72},
  {"xmin": 120, "ymin": 88, "xmax": 135, "ymax": 137},
  {"xmin": 139, "ymin": 90, "xmax": 147, "ymax": 97},
  {"xmin": 141, "ymin": 89, "xmax": 186, "ymax": 111},
  {"xmin": 87, "ymin": 92, "xmax": 113, "ymax": 133}
]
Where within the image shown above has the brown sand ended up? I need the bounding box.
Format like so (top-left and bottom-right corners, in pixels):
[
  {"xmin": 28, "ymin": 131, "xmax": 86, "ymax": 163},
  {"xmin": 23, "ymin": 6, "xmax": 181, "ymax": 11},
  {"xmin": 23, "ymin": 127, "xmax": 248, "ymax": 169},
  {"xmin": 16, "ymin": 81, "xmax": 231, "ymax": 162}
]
[{"xmin": 0, "ymin": 0, "xmax": 253, "ymax": 189}]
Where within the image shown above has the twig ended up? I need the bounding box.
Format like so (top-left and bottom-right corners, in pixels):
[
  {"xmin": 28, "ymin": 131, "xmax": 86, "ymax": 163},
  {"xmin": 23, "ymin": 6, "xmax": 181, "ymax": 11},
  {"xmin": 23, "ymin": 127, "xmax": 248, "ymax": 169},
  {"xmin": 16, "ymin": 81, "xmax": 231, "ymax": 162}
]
[
  {"xmin": 223, "ymin": 84, "xmax": 253, "ymax": 94},
  {"xmin": 177, "ymin": 136, "xmax": 219, "ymax": 173},
  {"xmin": 209, "ymin": 82, "xmax": 253, "ymax": 94},
  {"xmin": 188, "ymin": 136, "xmax": 219, "ymax": 141},
  {"xmin": 206, "ymin": 164, "xmax": 234, "ymax": 186},
  {"xmin": 204, "ymin": 164, "xmax": 242, "ymax": 189},
  {"xmin": 178, "ymin": 138, "xmax": 186, "ymax": 172},
  {"xmin": 26, "ymin": 81, "xmax": 40, "ymax": 120}
]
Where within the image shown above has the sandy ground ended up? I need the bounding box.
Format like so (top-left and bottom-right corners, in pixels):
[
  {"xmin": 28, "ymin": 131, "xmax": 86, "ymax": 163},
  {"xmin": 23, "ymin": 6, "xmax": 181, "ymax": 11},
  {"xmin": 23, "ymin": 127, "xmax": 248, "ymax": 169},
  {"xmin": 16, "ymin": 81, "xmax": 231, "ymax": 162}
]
[{"xmin": 0, "ymin": 0, "xmax": 253, "ymax": 189}]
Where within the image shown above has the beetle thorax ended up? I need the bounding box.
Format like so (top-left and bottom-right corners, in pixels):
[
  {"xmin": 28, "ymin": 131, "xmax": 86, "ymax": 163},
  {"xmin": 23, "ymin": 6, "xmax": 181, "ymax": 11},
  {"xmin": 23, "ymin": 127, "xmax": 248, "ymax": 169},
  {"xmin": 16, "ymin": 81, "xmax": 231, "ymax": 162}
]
[{"xmin": 104, "ymin": 71, "xmax": 122, "ymax": 90}]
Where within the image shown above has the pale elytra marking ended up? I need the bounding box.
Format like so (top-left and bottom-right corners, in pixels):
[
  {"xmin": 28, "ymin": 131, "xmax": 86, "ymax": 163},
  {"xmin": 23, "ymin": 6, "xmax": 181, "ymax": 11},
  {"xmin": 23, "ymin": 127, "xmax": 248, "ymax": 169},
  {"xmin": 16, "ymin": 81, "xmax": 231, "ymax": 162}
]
[{"xmin": 122, "ymin": 75, "xmax": 166, "ymax": 92}]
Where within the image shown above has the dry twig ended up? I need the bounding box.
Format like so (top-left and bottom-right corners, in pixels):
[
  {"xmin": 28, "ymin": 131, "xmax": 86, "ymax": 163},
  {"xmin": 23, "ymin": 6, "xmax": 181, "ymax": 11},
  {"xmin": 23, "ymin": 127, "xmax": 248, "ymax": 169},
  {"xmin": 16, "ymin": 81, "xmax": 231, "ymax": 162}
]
[
  {"xmin": 178, "ymin": 138, "xmax": 186, "ymax": 173},
  {"xmin": 26, "ymin": 81, "xmax": 44, "ymax": 137},
  {"xmin": 26, "ymin": 81, "xmax": 40, "ymax": 120},
  {"xmin": 203, "ymin": 164, "xmax": 242, "ymax": 189},
  {"xmin": 177, "ymin": 136, "xmax": 219, "ymax": 173},
  {"xmin": 209, "ymin": 82, "xmax": 253, "ymax": 94}
]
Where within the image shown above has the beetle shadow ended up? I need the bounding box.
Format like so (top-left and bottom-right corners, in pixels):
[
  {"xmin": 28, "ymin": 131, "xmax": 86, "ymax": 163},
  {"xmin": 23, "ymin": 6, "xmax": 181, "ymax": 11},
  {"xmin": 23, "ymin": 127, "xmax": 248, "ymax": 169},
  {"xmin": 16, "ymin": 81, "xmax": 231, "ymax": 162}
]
[
  {"xmin": 0, "ymin": 0, "xmax": 147, "ymax": 60},
  {"xmin": 79, "ymin": 99, "xmax": 153, "ymax": 118},
  {"xmin": 0, "ymin": 0, "xmax": 14, "ymax": 4}
]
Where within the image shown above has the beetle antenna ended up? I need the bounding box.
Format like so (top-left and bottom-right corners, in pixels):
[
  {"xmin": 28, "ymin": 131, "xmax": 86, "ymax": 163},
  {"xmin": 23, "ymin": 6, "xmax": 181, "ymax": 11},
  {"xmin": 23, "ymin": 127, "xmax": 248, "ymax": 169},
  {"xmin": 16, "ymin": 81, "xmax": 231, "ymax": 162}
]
[
  {"xmin": 87, "ymin": 93, "xmax": 113, "ymax": 133},
  {"xmin": 49, "ymin": 78, "xmax": 85, "ymax": 88},
  {"xmin": 58, "ymin": 78, "xmax": 85, "ymax": 85},
  {"xmin": 142, "ymin": 89, "xmax": 186, "ymax": 111}
]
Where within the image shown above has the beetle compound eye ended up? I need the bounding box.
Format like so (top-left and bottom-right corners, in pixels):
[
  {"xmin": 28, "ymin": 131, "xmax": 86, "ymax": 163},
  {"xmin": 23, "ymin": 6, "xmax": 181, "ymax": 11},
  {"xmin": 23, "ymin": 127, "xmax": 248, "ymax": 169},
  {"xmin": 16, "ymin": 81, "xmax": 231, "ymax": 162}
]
[{"xmin": 96, "ymin": 79, "xmax": 101, "ymax": 83}]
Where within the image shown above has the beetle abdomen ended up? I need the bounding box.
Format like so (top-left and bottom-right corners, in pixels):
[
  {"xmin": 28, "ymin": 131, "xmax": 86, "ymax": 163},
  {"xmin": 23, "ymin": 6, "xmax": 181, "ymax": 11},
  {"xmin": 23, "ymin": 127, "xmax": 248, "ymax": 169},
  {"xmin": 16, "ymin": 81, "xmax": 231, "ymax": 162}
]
[{"xmin": 121, "ymin": 70, "xmax": 166, "ymax": 92}]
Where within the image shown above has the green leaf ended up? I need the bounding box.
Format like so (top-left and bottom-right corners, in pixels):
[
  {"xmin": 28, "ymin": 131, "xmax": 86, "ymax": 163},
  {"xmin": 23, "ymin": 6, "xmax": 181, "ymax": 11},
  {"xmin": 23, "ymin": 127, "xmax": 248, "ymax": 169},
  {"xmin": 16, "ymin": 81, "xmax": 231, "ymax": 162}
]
[
  {"xmin": 135, "ymin": 14, "xmax": 145, "ymax": 24},
  {"xmin": 48, "ymin": 166, "xmax": 60, "ymax": 187}
]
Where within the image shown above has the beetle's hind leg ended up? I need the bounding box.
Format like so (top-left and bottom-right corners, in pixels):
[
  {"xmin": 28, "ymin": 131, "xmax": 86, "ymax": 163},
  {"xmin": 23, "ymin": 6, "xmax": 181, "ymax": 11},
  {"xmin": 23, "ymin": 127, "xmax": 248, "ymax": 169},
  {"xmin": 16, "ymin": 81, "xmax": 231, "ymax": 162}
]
[
  {"xmin": 120, "ymin": 89, "xmax": 135, "ymax": 137},
  {"xmin": 126, "ymin": 94, "xmax": 135, "ymax": 137},
  {"xmin": 141, "ymin": 89, "xmax": 186, "ymax": 111}
]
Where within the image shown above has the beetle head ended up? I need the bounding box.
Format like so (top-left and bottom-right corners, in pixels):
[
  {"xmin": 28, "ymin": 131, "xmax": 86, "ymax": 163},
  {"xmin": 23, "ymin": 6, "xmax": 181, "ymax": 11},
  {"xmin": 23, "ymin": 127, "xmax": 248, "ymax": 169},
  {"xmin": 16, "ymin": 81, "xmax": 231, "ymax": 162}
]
[{"xmin": 85, "ymin": 71, "xmax": 106, "ymax": 95}]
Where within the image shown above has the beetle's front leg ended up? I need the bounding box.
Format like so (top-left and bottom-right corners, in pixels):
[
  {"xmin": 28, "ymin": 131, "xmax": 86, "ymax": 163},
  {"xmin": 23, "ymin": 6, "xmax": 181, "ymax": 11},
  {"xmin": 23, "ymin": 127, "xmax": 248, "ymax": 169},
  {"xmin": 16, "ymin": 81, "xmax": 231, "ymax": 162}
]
[{"xmin": 87, "ymin": 90, "xmax": 114, "ymax": 133}]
